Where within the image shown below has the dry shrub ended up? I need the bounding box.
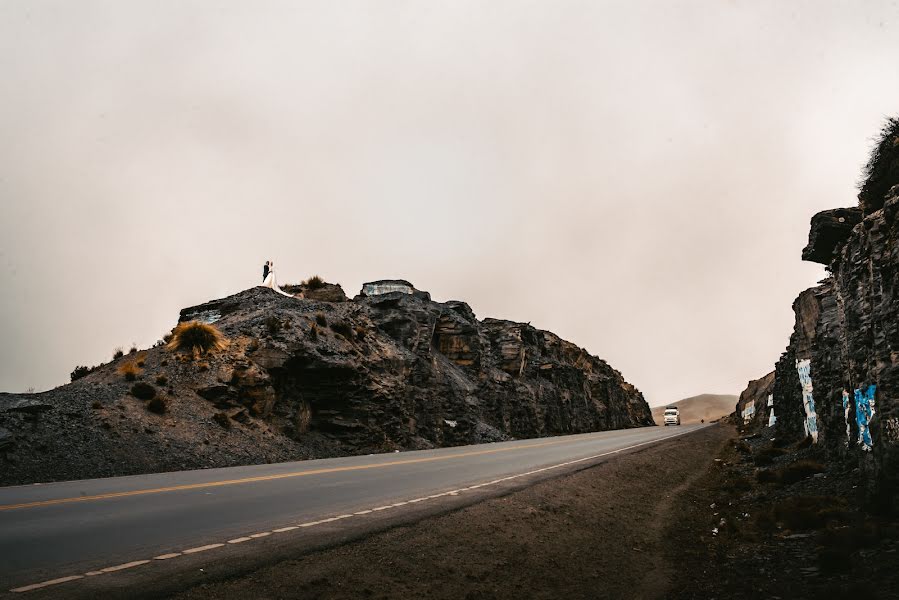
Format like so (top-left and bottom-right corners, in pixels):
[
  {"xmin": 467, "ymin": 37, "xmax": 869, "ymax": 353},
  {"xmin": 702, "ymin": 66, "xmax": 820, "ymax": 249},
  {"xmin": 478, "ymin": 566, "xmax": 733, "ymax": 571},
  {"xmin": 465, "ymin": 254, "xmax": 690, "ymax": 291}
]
[
  {"xmin": 770, "ymin": 496, "xmax": 850, "ymax": 531},
  {"xmin": 167, "ymin": 321, "xmax": 227, "ymax": 354},
  {"xmin": 330, "ymin": 320, "xmax": 354, "ymax": 339},
  {"xmin": 794, "ymin": 436, "xmax": 814, "ymax": 450},
  {"xmin": 817, "ymin": 522, "xmax": 882, "ymax": 571},
  {"xmin": 264, "ymin": 316, "xmax": 282, "ymax": 336},
  {"xmin": 753, "ymin": 446, "xmax": 790, "ymax": 466},
  {"xmin": 130, "ymin": 382, "xmax": 156, "ymax": 400},
  {"xmin": 155, "ymin": 375, "xmax": 168, "ymax": 386},
  {"xmin": 70, "ymin": 365, "xmax": 97, "ymax": 382},
  {"xmin": 315, "ymin": 312, "xmax": 328, "ymax": 327},
  {"xmin": 129, "ymin": 345, "xmax": 138, "ymax": 354},
  {"xmin": 309, "ymin": 323, "xmax": 319, "ymax": 341},
  {"xmin": 757, "ymin": 459, "xmax": 825, "ymax": 485},
  {"xmin": 113, "ymin": 347, "xmax": 124, "ymax": 360},
  {"xmin": 779, "ymin": 459, "xmax": 825, "ymax": 484},
  {"xmin": 303, "ymin": 275, "xmax": 325, "ymax": 290},
  {"xmin": 733, "ymin": 440, "xmax": 751, "ymax": 454},
  {"xmin": 197, "ymin": 362, "xmax": 210, "ymax": 372},
  {"xmin": 213, "ymin": 412, "xmax": 232, "ymax": 429},
  {"xmin": 147, "ymin": 397, "xmax": 168, "ymax": 414},
  {"xmin": 119, "ymin": 361, "xmax": 141, "ymax": 381}
]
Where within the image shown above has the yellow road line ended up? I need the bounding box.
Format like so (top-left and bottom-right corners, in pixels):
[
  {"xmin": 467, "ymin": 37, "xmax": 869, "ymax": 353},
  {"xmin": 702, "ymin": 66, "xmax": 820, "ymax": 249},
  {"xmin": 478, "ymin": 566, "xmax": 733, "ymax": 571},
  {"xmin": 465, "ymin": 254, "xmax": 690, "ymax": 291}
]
[{"xmin": 0, "ymin": 437, "xmax": 581, "ymax": 512}]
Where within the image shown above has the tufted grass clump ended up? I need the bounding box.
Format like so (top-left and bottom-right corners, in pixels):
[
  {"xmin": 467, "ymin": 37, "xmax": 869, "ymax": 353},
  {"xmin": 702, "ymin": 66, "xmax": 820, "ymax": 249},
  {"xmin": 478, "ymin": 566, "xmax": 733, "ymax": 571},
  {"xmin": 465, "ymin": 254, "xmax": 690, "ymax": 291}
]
[
  {"xmin": 330, "ymin": 320, "xmax": 354, "ymax": 339},
  {"xmin": 315, "ymin": 313, "xmax": 328, "ymax": 327},
  {"xmin": 303, "ymin": 275, "xmax": 325, "ymax": 290},
  {"xmin": 167, "ymin": 321, "xmax": 227, "ymax": 354},
  {"xmin": 119, "ymin": 361, "xmax": 141, "ymax": 381}
]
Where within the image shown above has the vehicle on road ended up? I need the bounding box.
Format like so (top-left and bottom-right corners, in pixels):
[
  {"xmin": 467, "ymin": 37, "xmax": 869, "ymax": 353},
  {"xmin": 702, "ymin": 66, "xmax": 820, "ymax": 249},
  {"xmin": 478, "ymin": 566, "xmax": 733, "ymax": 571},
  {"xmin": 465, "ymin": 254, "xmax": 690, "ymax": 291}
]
[{"xmin": 663, "ymin": 407, "xmax": 681, "ymax": 426}]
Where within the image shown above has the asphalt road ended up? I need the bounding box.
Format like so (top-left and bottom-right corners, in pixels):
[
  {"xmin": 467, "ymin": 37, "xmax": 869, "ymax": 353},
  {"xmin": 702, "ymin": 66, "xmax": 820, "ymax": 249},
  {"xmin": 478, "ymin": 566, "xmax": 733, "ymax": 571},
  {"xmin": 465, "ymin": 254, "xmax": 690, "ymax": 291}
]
[{"xmin": 0, "ymin": 424, "xmax": 708, "ymax": 596}]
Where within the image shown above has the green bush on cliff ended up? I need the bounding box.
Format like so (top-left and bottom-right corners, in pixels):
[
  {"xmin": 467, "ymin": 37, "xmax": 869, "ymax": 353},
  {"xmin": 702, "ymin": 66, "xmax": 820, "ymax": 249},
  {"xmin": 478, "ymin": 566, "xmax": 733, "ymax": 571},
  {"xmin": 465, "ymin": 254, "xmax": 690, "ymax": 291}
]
[{"xmin": 859, "ymin": 116, "xmax": 899, "ymax": 211}]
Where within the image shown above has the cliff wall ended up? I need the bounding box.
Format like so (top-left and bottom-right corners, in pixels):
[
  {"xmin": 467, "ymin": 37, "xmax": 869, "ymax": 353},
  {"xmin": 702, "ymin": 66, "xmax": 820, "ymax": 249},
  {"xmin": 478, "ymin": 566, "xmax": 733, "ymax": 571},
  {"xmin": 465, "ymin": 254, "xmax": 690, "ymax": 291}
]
[
  {"xmin": 0, "ymin": 283, "xmax": 653, "ymax": 485},
  {"xmin": 738, "ymin": 119, "xmax": 899, "ymax": 509}
]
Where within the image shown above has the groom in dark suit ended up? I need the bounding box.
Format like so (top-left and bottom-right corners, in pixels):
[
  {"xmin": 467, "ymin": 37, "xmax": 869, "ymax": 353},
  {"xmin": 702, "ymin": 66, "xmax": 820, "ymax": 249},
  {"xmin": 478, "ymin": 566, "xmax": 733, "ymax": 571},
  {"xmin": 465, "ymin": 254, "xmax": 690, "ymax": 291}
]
[{"xmin": 263, "ymin": 261, "xmax": 270, "ymax": 282}]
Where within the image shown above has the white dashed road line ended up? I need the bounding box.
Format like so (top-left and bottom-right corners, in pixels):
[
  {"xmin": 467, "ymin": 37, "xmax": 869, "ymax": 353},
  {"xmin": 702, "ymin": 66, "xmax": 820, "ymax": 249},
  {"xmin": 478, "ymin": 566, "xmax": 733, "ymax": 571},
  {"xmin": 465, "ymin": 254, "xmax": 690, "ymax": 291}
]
[
  {"xmin": 181, "ymin": 543, "xmax": 224, "ymax": 555},
  {"xmin": 8, "ymin": 427, "xmax": 699, "ymax": 594},
  {"xmin": 10, "ymin": 575, "xmax": 85, "ymax": 593}
]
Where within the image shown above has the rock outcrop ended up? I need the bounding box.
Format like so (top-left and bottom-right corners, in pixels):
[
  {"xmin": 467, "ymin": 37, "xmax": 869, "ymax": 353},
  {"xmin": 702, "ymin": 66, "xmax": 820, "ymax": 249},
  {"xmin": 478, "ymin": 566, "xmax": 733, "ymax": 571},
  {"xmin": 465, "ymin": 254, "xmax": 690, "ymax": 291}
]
[
  {"xmin": 735, "ymin": 371, "xmax": 775, "ymax": 427},
  {"xmin": 738, "ymin": 119, "xmax": 899, "ymax": 510},
  {"xmin": 0, "ymin": 282, "xmax": 652, "ymax": 485}
]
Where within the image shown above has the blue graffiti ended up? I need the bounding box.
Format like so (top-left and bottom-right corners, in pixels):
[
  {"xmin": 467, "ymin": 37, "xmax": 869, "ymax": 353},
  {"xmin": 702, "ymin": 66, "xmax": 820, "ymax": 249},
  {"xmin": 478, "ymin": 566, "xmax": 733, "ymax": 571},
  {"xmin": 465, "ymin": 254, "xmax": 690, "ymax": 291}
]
[
  {"xmin": 796, "ymin": 359, "xmax": 818, "ymax": 442},
  {"xmin": 854, "ymin": 385, "xmax": 877, "ymax": 451}
]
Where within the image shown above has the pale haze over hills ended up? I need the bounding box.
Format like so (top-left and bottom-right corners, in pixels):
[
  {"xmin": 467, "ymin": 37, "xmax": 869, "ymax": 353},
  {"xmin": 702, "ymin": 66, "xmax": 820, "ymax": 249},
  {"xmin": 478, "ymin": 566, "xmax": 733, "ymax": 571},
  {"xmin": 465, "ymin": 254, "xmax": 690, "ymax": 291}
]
[
  {"xmin": 2, "ymin": 2, "xmax": 899, "ymax": 404},
  {"xmin": 650, "ymin": 394, "xmax": 738, "ymax": 426}
]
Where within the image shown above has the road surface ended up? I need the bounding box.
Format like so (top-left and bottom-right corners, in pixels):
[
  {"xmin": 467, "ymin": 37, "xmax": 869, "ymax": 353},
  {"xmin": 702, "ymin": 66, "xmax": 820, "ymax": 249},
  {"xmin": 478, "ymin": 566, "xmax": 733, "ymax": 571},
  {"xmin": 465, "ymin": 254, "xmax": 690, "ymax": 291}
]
[{"xmin": 0, "ymin": 424, "xmax": 708, "ymax": 596}]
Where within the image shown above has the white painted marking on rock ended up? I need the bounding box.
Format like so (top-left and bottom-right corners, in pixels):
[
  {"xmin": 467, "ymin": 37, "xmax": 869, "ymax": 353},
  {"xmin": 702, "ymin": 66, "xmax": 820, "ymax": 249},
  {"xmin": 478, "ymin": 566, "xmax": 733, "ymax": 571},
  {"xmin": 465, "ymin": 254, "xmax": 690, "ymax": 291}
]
[
  {"xmin": 11, "ymin": 575, "xmax": 85, "ymax": 593},
  {"xmin": 182, "ymin": 543, "xmax": 224, "ymax": 554},
  {"xmin": 153, "ymin": 553, "xmax": 181, "ymax": 560}
]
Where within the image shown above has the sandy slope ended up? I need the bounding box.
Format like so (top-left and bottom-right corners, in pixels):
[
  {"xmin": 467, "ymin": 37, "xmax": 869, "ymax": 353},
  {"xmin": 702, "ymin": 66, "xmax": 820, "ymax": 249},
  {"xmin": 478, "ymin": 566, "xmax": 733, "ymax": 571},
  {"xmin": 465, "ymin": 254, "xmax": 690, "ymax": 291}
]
[{"xmin": 650, "ymin": 393, "xmax": 737, "ymax": 425}]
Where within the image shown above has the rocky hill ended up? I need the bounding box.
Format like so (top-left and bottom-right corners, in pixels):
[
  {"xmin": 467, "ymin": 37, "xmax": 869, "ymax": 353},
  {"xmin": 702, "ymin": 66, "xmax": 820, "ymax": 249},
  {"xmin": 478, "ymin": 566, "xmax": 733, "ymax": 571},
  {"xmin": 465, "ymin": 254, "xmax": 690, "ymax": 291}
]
[
  {"xmin": 650, "ymin": 393, "xmax": 737, "ymax": 425},
  {"xmin": 0, "ymin": 280, "xmax": 653, "ymax": 486},
  {"xmin": 737, "ymin": 118, "xmax": 899, "ymax": 510}
]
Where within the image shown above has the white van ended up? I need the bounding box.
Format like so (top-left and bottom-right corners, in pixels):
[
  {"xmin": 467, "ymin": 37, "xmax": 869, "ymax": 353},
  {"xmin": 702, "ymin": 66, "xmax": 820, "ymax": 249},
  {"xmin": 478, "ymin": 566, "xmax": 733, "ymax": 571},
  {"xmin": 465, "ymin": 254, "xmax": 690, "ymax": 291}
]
[{"xmin": 663, "ymin": 407, "xmax": 681, "ymax": 426}]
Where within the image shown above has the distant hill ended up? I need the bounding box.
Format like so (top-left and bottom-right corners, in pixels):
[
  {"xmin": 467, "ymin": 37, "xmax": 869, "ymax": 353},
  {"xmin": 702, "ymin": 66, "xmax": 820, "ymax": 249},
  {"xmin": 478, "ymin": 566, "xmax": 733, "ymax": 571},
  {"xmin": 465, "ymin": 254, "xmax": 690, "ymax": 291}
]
[{"xmin": 651, "ymin": 394, "xmax": 737, "ymax": 425}]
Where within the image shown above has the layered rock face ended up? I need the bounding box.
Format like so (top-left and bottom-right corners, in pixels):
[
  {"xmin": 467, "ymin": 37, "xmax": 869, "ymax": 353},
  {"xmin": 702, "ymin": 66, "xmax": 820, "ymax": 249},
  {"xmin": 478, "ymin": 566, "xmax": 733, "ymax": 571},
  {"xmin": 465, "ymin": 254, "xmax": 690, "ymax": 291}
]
[
  {"xmin": 0, "ymin": 283, "xmax": 652, "ymax": 485},
  {"xmin": 180, "ymin": 286, "xmax": 654, "ymax": 449},
  {"xmin": 735, "ymin": 371, "xmax": 775, "ymax": 427},
  {"xmin": 739, "ymin": 121, "xmax": 899, "ymax": 509}
]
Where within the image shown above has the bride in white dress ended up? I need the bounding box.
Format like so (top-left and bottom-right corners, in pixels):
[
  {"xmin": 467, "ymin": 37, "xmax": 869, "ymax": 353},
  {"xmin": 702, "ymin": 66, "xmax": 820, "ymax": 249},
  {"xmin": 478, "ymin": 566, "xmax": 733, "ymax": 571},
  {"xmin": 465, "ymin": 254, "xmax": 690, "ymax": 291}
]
[{"xmin": 262, "ymin": 261, "xmax": 294, "ymax": 297}]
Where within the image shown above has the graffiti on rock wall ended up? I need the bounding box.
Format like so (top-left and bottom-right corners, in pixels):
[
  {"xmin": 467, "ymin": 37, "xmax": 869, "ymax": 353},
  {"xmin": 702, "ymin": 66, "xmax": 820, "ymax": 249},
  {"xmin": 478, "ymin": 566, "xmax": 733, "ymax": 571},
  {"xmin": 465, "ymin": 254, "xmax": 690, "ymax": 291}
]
[
  {"xmin": 842, "ymin": 390, "xmax": 852, "ymax": 446},
  {"xmin": 795, "ymin": 359, "xmax": 818, "ymax": 443},
  {"xmin": 854, "ymin": 385, "xmax": 877, "ymax": 451},
  {"xmin": 741, "ymin": 403, "xmax": 755, "ymax": 424}
]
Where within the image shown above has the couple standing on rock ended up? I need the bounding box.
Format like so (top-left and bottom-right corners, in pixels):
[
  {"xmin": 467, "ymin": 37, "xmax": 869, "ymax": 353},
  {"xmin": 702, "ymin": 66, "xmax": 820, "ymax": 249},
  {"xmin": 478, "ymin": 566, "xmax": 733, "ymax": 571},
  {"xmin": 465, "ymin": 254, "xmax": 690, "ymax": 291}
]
[{"xmin": 261, "ymin": 260, "xmax": 294, "ymax": 297}]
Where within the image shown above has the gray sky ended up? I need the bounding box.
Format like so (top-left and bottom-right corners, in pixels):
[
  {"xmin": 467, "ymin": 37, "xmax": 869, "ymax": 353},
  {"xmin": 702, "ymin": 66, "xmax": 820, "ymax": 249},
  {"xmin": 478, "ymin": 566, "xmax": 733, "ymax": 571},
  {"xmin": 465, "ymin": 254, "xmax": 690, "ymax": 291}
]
[{"xmin": 2, "ymin": 1, "xmax": 898, "ymax": 405}]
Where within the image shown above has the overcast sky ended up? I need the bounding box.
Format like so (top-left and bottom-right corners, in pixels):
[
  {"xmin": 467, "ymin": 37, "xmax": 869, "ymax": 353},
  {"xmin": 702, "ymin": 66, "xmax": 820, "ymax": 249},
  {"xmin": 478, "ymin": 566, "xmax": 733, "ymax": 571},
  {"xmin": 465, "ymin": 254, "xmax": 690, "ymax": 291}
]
[{"xmin": 1, "ymin": 1, "xmax": 898, "ymax": 405}]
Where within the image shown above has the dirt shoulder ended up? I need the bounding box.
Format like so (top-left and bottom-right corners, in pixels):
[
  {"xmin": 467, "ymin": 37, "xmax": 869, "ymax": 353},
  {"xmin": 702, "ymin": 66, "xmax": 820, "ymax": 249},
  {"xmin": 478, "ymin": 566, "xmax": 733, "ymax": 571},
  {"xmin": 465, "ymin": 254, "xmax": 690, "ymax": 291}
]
[{"xmin": 176, "ymin": 424, "xmax": 731, "ymax": 600}]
